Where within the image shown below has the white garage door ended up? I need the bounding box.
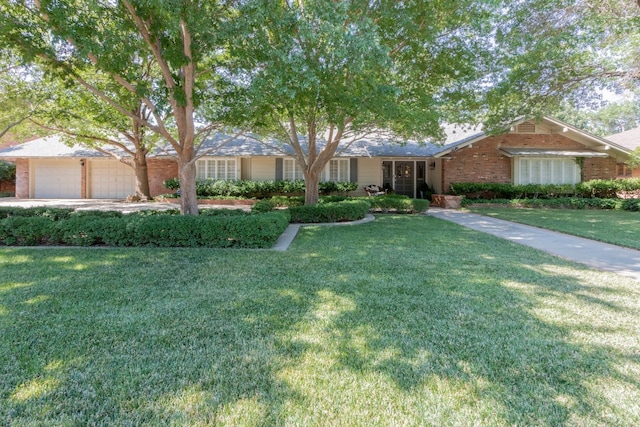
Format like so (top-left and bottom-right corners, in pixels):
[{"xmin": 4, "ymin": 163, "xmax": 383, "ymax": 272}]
[
  {"xmin": 34, "ymin": 159, "xmax": 82, "ymax": 198},
  {"xmin": 90, "ymin": 160, "xmax": 136, "ymax": 199}
]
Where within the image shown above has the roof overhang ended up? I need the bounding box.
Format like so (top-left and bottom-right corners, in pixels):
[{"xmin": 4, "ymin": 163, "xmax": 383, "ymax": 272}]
[{"xmin": 500, "ymin": 148, "xmax": 610, "ymax": 158}]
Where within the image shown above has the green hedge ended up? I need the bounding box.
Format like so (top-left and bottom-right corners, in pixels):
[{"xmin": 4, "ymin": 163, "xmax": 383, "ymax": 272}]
[
  {"xmin": 163, "ymin": 178, "xmax": 358, "ymax": 198},
  {"xmin": 451, "ymin": 179, "xmax": 640, "ymax": 200},
  {"xmin": 288, "ymin": 200, "xmax": 371, "ymax": 223},
  {"xmin": 450, "ymin": 182, "xmax": 578, "ymax": 199},
  {"xmin": 0, "ymin": 206, "xmax": 76, "ymax": 220},
  {"xmin": 0, "ymin": 161, "xmax": 15, "ymax": 182},
  {"xmin": 0, "ymin": 208, "xmax": 290, "ymax": 248},
  {"xmin": 256, "ymin": 195, "xmax": 429, "ymax": 216},
  {"xmin": 364, "ymin": 194, "xmax": 430, "ymax": 213},
  {"xmin": 464, "ymin": 197, "xmax": 640, "ymax": 211}
]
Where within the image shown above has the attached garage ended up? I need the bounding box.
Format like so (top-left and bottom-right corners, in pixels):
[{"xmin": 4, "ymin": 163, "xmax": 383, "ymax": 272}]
[
  {"xmin": 33, "ymin": 159, "xmax": 82, "ymax": 198},
  {"xmin": 89, "ymin": 160, "xmax": 136, "ymax": 199}
]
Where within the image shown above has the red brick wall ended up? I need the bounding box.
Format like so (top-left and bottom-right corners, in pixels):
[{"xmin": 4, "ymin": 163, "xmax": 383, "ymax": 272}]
[
  {"xmin": 0, "ymin": 180, "xmax": 15, "ymax": 194},
  {"xmin": 15, "ymin": 159, "xmax": 29, "ymax": 198},
  {"xmin": 148, "ymin": 158, "xmax": 179, "ymax": 197},
  {"xmin": 583, "ymin": 157, "xmax": 617, "ymax": 181},
  {"xmin": 442, "ymin": 137, "xmax": 511, "ymax": 193},
  {"xmin": 442, "ymin": 133, "xmax": 619, "ymax": 193},
  {"xmin": 80, "ymin": 159, "xmax": 87, "ymax": 198}
]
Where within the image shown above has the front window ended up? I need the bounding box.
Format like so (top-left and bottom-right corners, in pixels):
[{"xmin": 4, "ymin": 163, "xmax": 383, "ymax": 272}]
[
  {"xmin": 283, "ymin": 158, "xmax": 351, "ymax": 181},
  {"xmin": 327, "ymin": 159, "xmax": 349, "ymax": 182},
  {"xmin": 617, "ymin": 163, "xmax": 633, "ymax": 177},
  {"xmin": 517, "ymin": 158, "xmax": 580, "ymax": 184},
  {"xmin": 284, "ymin": 158, "xmax": 304, "ymax": 180},
  {"xmin": 196, "ymin": 158, "xmax": 237, "ymax": 180}
]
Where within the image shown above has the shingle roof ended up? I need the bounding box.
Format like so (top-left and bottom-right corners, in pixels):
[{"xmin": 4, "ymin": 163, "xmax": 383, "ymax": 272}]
[
  {"xmin": 0, "ymin": 135, "xmax": 119, "ymax": 158},
  {"xmin": 606, "ymin": 127, "xmax": 640, "ymax": 151},
  {"xmin": 1, "ymin": 118, "xmax": 617, "ymax": 160},
  {"xmin": 0, "ymin": 125, "xmax": 486, "ymax": 159}
]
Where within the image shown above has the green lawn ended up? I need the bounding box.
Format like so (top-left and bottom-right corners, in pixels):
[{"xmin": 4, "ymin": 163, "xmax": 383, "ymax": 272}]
[
  {"xmin": 2, "ymin": 215, "xmax": 639, "ymax": 426},
  {"xmin": 468, "ymin": 207, "xmax": 640, "ymax": 249}
]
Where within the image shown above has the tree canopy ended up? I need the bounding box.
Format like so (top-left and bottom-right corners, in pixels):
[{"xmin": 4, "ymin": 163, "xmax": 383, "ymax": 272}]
[
  {"xmin": 223, "ymin": 0, "xmax": 502, "ymax": 204},
  {"xmin": 0, "ymin": 0, "xmax": 235, "ymax": 214},
  {"xmin": 2, "ymin": 0, "xmax": 640, "ymax": 207},
  {"xmin": 486, "ymin": 0, "xmax": 640, "ymax": 124}
]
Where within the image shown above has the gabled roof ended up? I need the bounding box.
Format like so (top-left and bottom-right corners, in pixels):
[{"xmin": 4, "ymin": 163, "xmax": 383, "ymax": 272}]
[
  {"xmin": 0, "ymin": 135, "xmax": 126, "ymax": 159},
  {"xmin": 194, "ymin": 124, "xmax": 485, "ymax": 158},
  {"xmin": 432, "ymin": 116, "xmax": 630, "ymax": 158},
  {"xmin": 606, "ymin": 127, "xmax": 640, "ymax": 151},
  {"xmin": 0, "ymin": 117, "xmax": 629, "ymax": 160}
]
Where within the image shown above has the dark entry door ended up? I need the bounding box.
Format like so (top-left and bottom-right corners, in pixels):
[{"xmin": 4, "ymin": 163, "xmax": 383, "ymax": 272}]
[{"xmin": 395, "ymin": 161, "xmax": 414, "ymax": 197}]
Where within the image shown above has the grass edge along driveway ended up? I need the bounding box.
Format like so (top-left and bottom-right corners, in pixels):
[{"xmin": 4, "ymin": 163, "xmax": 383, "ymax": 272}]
[
  {"xmin": 468, "ymin": 207, "xmax": 640, "ymax": 250},
  {"xmin": 1, "ymin": 215, "xmax": 639, "ymax": 426}
]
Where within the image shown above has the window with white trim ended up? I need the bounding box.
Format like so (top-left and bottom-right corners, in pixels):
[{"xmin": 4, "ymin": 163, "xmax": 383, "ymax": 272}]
[
  {"xmin": 325, "ymin": 159, "xmax": 350, "ymax": 182},
  {"xmin": 284, "ymin": 158, "xmax": 304, "ymax": 180},
  {"xmin": 196, "ymin": 158, "xmax": 237, "ymax": 180},
  {"xmin": 516, "ymin": 158, "xmax": 580, "ymax": 184},
  {"xmin": 283, "ymin": 158, "xmax": 351, "ymax": 181}
]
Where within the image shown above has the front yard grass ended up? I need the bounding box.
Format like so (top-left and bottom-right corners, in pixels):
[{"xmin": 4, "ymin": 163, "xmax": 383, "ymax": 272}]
[
  {"xmin": 468, "ymin": 207, "xmax": 640, "ymax": 250},
  {"xmin": 1, "ymin": 215, "xmax": 639, "ymax": 426}
]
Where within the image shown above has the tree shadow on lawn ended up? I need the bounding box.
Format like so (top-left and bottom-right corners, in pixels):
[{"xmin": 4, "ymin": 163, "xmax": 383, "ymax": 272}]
[
  {"xmin": 1, "ymin": 216, "xmax": 639, "ymax": 425},
  {"xmin": 0, "ymin": 249, "xmax": 309, "ymax": 425},
  {"xmin": 284, "ymin": 217, "xmax": 640, "ymax": 425}
]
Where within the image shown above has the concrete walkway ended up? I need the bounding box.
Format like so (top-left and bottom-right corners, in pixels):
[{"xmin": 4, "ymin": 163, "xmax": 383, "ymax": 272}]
[
  {"xmin": 427, "ymin": 208, "xmax": 640, "ymax": 281},
  {"xmin": 272, "ymin": 214, "xmax": 376, "ymax": 251}
]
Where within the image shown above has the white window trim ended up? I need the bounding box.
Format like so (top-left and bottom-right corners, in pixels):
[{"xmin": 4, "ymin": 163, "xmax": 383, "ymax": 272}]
[
  {"xmin": 284, "ymin": 158, "xmax": 351, "ymax": 182},
  {"xmin": 514, "ymin": 157, "xmax": 580, "ymax": 185},
  {"xmin": 324, "ymin": 158, "xmax": 350, "ymax": 182},
  {"xmin": 196, "ymin": 158, "xmax": 238, "ymax": 180},
  {"xmin": 283, "ymin": 158, "xmax": 304, "ymax": 180}
]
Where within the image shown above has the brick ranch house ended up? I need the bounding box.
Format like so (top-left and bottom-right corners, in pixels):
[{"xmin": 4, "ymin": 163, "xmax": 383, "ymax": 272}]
[{"xmin": 0, "ymin": 117, "xmax": 633, "ymax": 200}]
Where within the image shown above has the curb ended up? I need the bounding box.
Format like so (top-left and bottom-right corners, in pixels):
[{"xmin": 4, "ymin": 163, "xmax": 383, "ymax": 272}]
[{"xmin": 272, "ymin": 214, "xmax": 376, "ymax": 251}]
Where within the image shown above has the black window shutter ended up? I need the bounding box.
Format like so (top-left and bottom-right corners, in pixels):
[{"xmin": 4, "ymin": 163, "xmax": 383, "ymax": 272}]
[
  {"xmin": 350, "ymin": 158, "xmax": 358, "ymax": 182},
  {"xmin": 275, "ymin": 158, "xmax": 283, "ymax": 180}
]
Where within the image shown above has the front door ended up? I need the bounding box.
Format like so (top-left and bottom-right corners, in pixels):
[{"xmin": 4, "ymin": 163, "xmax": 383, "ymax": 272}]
[{"xmin": 395, "ymin": 161, "xmax": 414, "ymax": 197}]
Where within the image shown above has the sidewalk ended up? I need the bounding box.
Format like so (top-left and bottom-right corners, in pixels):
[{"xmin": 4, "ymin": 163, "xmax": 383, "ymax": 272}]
[{"xmin": 427, "ymin": 208, "xmax": 640, "ymax": 281}]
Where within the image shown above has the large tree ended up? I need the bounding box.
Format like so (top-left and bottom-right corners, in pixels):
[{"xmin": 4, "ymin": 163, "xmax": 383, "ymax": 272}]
[
  {"xmin": 485, "ymin": 0, "xmax": 640, "ymax": 125},
  {"xmin": 1, "ymin": 0, "xmax": 234, "ymax": 214},
  {"xmin": 224, "ymin": 0, "xmax": 500, "ymax": 205},
  {"xmin": 0, "ymin": 52, "xmax": 51, "ymax": 140},
  {"xmin": 30, "ymin": 68, "xmax": 160, "ymax": 199},
  {"xmin": 552, "ymin": 98, "xmax": 640, "ymax": 137}
]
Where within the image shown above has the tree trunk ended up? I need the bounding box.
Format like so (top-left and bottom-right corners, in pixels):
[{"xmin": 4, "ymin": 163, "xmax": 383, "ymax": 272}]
[
  {"xmin": 304, "ymin": 170, "xmax": 320, "ymax": 205},
  {"xmin": 133, "ymin": 154, "xmax": 151, "ymax": 199},
  {"xmin": 179, "ymin": 160, "xmax": 199, "ymax": 215}
]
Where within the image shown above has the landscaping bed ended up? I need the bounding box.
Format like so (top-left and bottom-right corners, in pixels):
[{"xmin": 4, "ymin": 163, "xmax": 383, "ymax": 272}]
[{"xmin": 0, "ymin": 207, "xmax": 289, "ymax": 248}]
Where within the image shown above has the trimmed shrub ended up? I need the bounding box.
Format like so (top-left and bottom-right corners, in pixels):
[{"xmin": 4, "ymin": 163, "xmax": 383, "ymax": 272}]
[
  {"xmin": 0, "ymin": 161, "xmax": 15, "ymax": 182},
  {"xmin": 70, "ymin": 210, "xmax": 124, "ymax": 218},
  {"xmin": 464, "ymin": 197, "xmax": 627, "ymax": 210},
  {"xmin": 163, "ymin": 177, "xmax": 180, "ymax": 190},
  {"xmin": 288, "ymin": 200, "xmax": 370, "ymax": 223},
  {"xmin": 319, "ymin": 181, "xmax": 359, "ymax": 194},
  {"xmin": 621, "ymin": 199, "xmax": 640, "ymax": 212},
  {"xmin": 0, "ymin": 210, "xmax": 290, "ymax": 248},
  {"xmin": 270, "ymin": 196, "xmax": 305, "ymax": 207},
  {"xmin": 450, "ymin": 182, "xmax": 578, "ymax": 199},
  {"xmin": 0, "ymin": 207, "xmax": 75, "ymax": 220},
  {"xmin": 0, "ymin": 216, "xmax": 56, "ymax": 245},
  {"xmin": 365, "ymin": 194, "xmax": 430, "ymax": 213},
  {"xmin": 251, "ymin": 199, "xmax": 275, "ymax": 213},
  {"xmin": 163, "ymin": 178, "xmax": 358, "ymax": 198}
]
